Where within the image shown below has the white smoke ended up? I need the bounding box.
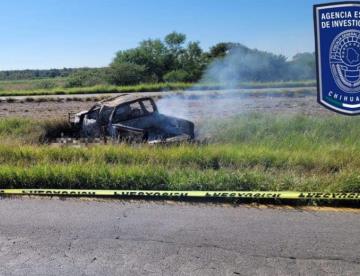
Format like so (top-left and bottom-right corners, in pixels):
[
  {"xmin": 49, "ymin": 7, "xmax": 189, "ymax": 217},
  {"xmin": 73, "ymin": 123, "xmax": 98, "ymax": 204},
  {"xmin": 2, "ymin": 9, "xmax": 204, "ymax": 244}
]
[
  {"xmin": 201, "ymin": 46, "xmax": 272, "ymax": 87},
  {"xmin": 155, "ymin": 46, "xmax": 286, "ymax": 139},
  {"xmin": 156, "ymin": 47, "xmax": 261, "ymax": 121}
]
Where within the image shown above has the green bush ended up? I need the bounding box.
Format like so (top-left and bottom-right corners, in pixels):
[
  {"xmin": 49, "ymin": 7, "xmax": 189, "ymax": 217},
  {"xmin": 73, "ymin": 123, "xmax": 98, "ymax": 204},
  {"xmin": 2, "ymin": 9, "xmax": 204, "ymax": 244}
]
[
  {"xmin": 34, "ymin": 80, "xmax": 56, "ymax": 89},
  {"xmin": 65, "ymin": 69, "xmax": 107, "ymax": 88},
  {"xmin": 107, "ymin": 62, "xmax": 146, "ymax": 85},
  {"xmin": 163, "ymin": 70, "xmax": 191, "ymax": 82}
]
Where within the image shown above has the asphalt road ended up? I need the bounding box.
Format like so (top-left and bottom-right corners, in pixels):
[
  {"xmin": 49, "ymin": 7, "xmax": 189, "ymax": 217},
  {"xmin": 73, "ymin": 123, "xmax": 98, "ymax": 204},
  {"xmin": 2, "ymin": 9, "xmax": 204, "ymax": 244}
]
[{"xmin": 0, "ymin": 198, "xmax": 359, "ymax": 276}]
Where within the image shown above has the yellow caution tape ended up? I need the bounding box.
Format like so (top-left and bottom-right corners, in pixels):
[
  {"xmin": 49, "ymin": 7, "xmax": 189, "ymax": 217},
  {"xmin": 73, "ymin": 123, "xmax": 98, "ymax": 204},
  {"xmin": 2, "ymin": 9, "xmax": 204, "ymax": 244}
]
[{"xmin": 0, "ymin": 189, "xmax": 359, "ymax": 200}]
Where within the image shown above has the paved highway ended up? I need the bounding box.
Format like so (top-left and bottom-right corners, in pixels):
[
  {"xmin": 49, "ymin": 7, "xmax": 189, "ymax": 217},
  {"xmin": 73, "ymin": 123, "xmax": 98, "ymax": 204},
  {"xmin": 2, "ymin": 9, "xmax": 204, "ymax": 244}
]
[{"xmin": 0, "ymin": 197, "xmax": 358, "ymax": 275}]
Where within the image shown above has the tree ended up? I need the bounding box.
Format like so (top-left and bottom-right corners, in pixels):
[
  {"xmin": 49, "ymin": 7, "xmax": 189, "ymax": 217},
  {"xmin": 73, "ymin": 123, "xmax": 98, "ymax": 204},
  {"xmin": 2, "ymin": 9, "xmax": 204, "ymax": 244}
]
[
  {"xmin": 110, "ymin": 32, "xmax": 203, "ymax": 82},
  {"xmin": 107, "ymin": 62, "xmax": 146, "ymax": 85},
  {"xmin": 112, "ymin": 39, "xmax": 171, "ymax": 81},
  {"xmin": 288, "ymin": 52, "xmax": 316, "ymax": 80},
  {"xmin": 163, "ymin": 70, "xmax": 190, "ymax": 82},
  {"xmin": 208, "ymin": 42, "xmax": 231, "ymax": 58},
  {"xmin": 165, "ymin": 32, "xmax": 186, "ymax": 51},
  {"xmin": 178, "ymin": 42, "xmax": 207, "ymax": 81},
  {"xmin": 164, "ymin": 32, "xmax": 187, "ymax": 72},
  {"xmin": 65, "ymin": 69, "xmax": 107, "ymax": 88},
  {"xmin": 203, "ymin": 43, "xmax": 289, "ymax": 83}
]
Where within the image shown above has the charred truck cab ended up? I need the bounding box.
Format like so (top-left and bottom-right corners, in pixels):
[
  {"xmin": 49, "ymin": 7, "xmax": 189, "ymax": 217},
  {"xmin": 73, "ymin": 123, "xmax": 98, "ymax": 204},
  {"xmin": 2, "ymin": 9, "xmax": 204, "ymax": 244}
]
[{"xmin": 71, "ymin": 94, "xmax": 194, "ymax": 143}]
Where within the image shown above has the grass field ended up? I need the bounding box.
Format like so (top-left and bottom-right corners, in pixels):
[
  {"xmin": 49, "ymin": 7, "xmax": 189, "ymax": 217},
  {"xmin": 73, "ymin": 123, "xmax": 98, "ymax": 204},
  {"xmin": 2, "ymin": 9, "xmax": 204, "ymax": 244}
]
[
  {"xmin": 0, "ymin": 78, "xmax": 66, "ymax": 91},
  {"xmin": 0, "ymin": 114, "xmax": 359, "ymax": 193},
  {"xmin": 0, "ymin": 80, "xmax": 316, "ymax": 97}
]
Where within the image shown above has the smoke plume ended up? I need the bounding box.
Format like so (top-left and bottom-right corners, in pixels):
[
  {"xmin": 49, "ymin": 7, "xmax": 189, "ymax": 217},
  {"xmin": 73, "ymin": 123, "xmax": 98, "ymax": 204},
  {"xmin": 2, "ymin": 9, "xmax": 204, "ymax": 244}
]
[{"xmin": 156, "ymin": 46, "xmax": 266, "ymax": 137}]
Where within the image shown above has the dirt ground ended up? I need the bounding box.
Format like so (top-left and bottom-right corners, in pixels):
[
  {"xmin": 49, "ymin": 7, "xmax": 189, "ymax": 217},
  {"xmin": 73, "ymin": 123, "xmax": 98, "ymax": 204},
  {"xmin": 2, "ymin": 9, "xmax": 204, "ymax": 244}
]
[
  {"xmin": 0, "ymin": 89, "xmax": 334, "ymax": 122},
  {"xmin": 0, "ymin": 100, "xmax": 95, "ymax": 120}
]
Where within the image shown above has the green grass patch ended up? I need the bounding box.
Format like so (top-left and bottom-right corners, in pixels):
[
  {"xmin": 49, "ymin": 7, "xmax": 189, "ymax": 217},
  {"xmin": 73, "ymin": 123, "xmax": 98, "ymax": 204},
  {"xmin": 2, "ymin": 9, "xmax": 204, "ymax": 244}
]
[{"xmin": 0, "ymin": 113, "xmax": 358, "ymax": 193}]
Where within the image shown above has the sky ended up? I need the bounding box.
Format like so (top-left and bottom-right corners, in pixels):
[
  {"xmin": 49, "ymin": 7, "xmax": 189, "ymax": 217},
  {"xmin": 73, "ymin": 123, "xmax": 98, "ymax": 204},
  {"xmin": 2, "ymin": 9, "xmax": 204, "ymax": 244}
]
[{"xmin": 0, "ymin": 0, "xmax": 336, "ymax": 70}]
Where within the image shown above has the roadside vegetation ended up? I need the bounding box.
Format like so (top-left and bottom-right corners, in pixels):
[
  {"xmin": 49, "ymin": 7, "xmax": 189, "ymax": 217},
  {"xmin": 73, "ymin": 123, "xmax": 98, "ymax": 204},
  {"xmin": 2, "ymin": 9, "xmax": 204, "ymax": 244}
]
[
  {"xmin": 0, "ymin": 33, "xmax": 335, "ymax": 195},
  {"xmin": 0, "ymin": 114, "xmax": 358, "ymax": 193},
  {"xmin": 0, "ymin": 32, "xmax": 316, "ymax": 97}
]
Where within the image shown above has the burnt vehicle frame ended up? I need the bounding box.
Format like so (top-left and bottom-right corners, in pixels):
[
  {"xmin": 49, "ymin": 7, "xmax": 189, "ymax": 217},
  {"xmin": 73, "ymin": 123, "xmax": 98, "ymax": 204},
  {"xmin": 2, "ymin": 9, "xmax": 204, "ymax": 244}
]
[{"xmin": 70, "ymin": 94, "xmax": 194, "ymax": 143}]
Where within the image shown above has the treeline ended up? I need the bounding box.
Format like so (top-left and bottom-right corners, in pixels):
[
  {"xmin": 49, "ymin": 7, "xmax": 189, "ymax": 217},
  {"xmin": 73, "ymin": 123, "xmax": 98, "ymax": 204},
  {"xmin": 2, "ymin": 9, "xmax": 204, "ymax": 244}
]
[
  {"xmin": 0, "ymin": 32, "xmax": 316, "ymax": 87},
  {"xmin": 0, "ymin": 68, "xmax": 77, "ymax": 81}
]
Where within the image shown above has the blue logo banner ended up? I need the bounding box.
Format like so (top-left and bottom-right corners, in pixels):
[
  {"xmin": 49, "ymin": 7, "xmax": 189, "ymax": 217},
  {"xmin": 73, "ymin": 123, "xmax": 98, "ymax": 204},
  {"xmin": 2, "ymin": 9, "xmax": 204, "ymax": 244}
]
[{"xmin": 314, "ymin": 2, "xmax": 360, "ymax": 115}]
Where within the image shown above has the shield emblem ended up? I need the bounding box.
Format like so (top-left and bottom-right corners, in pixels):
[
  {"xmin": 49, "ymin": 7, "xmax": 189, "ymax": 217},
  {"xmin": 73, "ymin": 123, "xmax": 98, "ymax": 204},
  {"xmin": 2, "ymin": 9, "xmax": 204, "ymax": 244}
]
[{"xmin": 314, "ymin": 2, "xmax": 360, "ymax": 115}]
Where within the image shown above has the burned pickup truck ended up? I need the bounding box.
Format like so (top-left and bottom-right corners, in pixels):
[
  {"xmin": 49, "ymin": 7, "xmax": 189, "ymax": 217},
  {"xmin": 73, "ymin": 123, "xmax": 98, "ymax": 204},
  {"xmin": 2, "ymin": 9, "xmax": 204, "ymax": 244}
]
[{"xmin": 70, "ymin": 94, "xmax": 194, "ymax": 143}]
